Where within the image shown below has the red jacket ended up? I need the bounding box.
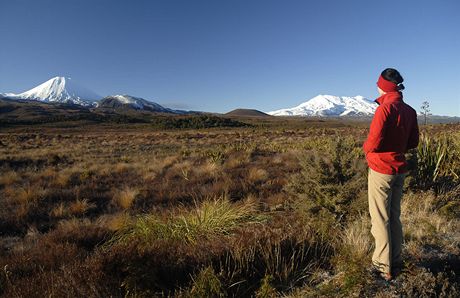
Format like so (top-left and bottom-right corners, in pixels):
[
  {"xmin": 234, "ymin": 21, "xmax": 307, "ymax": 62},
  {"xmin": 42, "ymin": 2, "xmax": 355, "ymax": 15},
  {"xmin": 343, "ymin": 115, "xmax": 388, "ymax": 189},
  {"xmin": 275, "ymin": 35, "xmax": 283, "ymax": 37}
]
[{"xmin": 363, "ymin": 91, "xmax": 419, "ymax": 175}]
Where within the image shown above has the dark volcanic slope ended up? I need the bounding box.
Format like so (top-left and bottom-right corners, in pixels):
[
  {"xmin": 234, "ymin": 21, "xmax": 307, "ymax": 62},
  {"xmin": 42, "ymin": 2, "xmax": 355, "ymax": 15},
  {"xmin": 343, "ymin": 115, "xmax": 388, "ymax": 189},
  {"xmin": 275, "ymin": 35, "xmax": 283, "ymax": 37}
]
[
  {"xmin": 225, "ymin": 109, "xmax": 271, "ymax": 117},
  {"xmin": 0, "ymin": 98, "xmax": 92, "ymax": 122},
  {"xmin": 0, "ymin": 99, "xmax": 148, "ymax": 125}
]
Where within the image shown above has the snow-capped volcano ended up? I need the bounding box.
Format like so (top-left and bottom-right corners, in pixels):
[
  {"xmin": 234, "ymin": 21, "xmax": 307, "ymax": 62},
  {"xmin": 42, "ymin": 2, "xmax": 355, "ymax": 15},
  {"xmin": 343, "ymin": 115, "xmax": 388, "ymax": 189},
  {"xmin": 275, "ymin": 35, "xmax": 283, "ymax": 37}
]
[
  {"xmin": 268, "ymin": 95, "xmax": 378, "ymax": 117},
  {"xmin": 5, "ymin": 77, "xmax": 101, "ymax": 106},
  {"xmin": 98, "ymin": 95, "xmax": 183, "ymax": 113}
]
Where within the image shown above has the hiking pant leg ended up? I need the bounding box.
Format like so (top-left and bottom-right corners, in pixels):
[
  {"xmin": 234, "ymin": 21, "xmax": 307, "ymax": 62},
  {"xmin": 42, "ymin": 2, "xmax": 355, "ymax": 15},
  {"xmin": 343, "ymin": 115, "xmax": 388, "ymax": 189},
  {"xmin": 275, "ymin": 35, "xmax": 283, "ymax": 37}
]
[
  {"xmin": 368, "ymin": 168, "xmax": 394, "ymax": 274},
  {"xmin": 390, "ymin": 173, "xmax": 406, "ymax": 268}
]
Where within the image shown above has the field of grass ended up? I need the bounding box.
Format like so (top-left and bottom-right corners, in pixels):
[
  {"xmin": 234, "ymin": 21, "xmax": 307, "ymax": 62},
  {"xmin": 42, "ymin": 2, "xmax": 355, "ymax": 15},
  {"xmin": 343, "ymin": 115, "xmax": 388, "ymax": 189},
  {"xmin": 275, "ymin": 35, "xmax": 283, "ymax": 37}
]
[{"xmin": 0, "ymin": 118, "xmax": 459, "ymax": 297}]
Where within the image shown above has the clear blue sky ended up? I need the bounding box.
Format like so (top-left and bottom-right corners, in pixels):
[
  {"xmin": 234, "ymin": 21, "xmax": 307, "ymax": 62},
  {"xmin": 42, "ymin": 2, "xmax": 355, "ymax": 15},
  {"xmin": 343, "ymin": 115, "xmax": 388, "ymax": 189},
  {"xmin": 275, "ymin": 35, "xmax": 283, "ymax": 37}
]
[{"xmin": 1, "ymin": 0, "xmax": 459, "ymax": 116}]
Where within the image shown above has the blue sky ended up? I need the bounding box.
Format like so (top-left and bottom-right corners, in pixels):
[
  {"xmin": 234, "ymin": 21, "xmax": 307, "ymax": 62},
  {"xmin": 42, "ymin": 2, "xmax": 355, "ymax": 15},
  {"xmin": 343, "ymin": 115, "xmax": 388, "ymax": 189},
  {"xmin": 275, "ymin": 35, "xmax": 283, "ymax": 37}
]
[{"xmin": 1, "ymin": 0, "xmax": 459, "ymax": 116}]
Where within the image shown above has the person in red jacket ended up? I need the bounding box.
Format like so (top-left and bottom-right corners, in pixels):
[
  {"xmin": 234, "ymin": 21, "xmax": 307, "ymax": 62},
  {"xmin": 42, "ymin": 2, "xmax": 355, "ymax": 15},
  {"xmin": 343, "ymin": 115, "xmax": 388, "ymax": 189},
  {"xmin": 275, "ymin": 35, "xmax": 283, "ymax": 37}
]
[{"xmin": 363, "ymin": 68, "xmax": 419, "ymax": 281}]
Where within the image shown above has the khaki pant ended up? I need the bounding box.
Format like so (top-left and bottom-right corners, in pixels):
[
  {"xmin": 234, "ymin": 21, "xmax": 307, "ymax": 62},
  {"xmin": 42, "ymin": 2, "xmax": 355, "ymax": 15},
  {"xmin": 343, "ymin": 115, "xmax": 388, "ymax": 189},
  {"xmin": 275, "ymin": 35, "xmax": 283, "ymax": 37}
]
[{"xmin": 368, "ymin": 168, "xmax": 406, "ymax": 274}]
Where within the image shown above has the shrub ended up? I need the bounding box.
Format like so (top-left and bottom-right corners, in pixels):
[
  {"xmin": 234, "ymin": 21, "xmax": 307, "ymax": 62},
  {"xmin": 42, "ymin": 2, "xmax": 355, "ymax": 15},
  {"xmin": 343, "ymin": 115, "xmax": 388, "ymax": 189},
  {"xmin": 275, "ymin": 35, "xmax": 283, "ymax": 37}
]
[{"xmin": 285, "ymin": 137, "xmax": 367, "ymax": 224}]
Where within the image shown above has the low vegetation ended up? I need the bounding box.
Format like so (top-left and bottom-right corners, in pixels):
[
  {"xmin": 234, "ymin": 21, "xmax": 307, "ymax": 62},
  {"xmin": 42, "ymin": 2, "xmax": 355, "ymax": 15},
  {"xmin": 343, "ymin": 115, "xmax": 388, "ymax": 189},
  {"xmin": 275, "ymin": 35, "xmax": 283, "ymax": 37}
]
[{"xmin": 0, "ymin": 119, "xmax": 459, "ymax": 297}]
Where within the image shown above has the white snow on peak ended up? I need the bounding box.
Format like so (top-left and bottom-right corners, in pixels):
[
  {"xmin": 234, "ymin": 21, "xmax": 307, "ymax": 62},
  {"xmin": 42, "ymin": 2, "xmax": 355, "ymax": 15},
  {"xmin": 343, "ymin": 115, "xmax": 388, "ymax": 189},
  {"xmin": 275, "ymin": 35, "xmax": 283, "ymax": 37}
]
[
  {"xmin": 6, "ymin": 76, "xmax": 101, "ymax": 106},
  {"xmin": 268, "ymin": 94, "xmax": 377, "ymax": 117},
  {"xmin": 101, "ymin": 94, "xmax": 191, "ymax": 114},
  {"xmin": 107, "ymin": 94, "xmax": 169, "ymax": 110}
]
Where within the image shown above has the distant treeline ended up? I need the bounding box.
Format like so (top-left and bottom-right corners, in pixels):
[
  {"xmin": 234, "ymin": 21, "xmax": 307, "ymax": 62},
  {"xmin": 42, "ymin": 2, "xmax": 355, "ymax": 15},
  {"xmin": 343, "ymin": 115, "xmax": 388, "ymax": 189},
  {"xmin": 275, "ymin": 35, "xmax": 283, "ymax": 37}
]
[
  {"xmin": 150, "ymin": 115, "xmax": 250, "ymax": 129},
  {"xmin": 0, "ymin": 113, "xmax": 149, "ymax": 125},
  {"xmin": 0, "ymin": 112, "xmax": 249, "ymax": 129}
]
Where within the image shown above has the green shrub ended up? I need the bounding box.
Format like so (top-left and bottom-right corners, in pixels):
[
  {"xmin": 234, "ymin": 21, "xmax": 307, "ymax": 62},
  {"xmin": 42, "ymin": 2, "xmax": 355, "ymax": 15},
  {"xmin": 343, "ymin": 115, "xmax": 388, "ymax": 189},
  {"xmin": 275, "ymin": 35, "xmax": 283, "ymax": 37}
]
[{"xmin": 285, "ymin": 137, "xmax": 367, "ymax": 225}]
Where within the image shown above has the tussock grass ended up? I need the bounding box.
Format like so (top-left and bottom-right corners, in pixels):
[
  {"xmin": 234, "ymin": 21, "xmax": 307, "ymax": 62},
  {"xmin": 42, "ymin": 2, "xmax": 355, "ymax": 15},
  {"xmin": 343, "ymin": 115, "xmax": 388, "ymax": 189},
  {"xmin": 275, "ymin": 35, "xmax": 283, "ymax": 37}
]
[
  {"xmin": 49, "ymin": 202, "xmax": 67, "ymax": 218},
  {"xmin": 402, "ymin": 191, "xmax": 459, "ymax": 247},
  {"xmin": 0, "ymin": 171, "xmax": 21, "ymax": 185},
  {"xmin": 186, "ymin": 266, "xmax": 225, "ymax": 297},
  {"xmin": 113, "ymin": 187, "xmax": 139, "ymax": 210},
  {"xmin": 341, "ymin": 215, "xmax": 373, "ymax": 259},
  {"xmin": 96, "ymin": 212, "xmax": 131, "ymax": 232},
  {"xmin": 68, "ymin": 198, "xmax": 96, "ymax": 216},
  {"xmin": 248, "ymin": 167, "xmax": 269, "ymax": 183},
  {"xmin": 109, "ymin": 196, "xmax": 266, "ymax": 246}
]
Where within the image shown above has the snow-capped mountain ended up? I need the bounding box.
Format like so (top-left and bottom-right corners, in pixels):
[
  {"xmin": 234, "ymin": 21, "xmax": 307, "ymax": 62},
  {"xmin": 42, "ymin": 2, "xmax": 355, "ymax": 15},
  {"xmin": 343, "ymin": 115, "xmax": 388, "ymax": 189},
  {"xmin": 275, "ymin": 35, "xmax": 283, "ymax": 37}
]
[
  {"xmin": 98, "ymin": 95, "xmax": 185, "ymax": 113},
  {"xmin": 4, "ymin": 77, "xmax": 101, "ymax": 106},
  {"xmin": 268, "ymin": 95, "xmax": 378, "ymax": 117}
]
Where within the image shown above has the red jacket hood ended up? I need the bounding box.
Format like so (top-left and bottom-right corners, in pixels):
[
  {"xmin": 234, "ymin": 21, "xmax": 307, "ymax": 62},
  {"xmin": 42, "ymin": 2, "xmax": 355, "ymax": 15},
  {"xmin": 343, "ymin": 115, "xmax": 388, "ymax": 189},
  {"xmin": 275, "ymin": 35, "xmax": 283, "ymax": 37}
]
[{"xmin": 375, "ymin": 91, "xmax": 403, "ymax": 106}]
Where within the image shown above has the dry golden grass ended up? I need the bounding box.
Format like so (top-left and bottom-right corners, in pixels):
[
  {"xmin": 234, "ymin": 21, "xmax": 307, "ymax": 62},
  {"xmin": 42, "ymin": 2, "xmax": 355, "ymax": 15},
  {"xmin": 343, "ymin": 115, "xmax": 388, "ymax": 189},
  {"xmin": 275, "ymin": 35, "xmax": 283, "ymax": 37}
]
[
  {"xmin": 113, "ymin": 187, "xmax": 139, "ymax": 210},
  {"xmin": 248, "ymin": 167, "xmax": 269, "ymax": 183},
  {"xmin": 401, "ymin": 191, "xmax": 460, "ymax": 259},
  {"xmin": 97, "ymin": 212, "xmax": 132, "ymax": 232},
  {"xmin": 341, "ymin": 215, "xmax": 373, "ymax": 259},
  {"xmin": 0, "ymin": 122, "xmax": 458, "ymax": 297},
  {"xmin": 54, "ymin": 169, "xmax": 73, "ymax": 186},
  {"xmin": 50, "ymin": 202, "xmax": 67, "ymax": 218},
  {"xmin": 0, "ymin": 171, "xmax": 21, "ymax": 185},
  {"xmin": 68, "ymin": 199, "xmax": 96, "ymax": 216}
]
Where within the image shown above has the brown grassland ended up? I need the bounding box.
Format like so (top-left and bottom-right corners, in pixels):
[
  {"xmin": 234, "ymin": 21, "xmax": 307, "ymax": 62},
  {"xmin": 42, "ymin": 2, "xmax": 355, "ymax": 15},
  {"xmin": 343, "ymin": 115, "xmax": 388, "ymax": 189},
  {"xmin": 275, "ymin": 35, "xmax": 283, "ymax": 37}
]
[{"xmin": 0, "ymin": 117, "xmax": 459, "ymax": 297}]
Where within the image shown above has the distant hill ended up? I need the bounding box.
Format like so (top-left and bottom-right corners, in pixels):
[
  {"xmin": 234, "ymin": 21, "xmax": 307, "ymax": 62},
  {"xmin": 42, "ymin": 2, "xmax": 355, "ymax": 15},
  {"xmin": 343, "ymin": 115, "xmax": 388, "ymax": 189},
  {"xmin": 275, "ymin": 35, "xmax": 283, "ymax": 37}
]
[
  {"xmin": 417, "ymin": 115, "xmax": 460, "ymax": 124},
  {"xmin": 97, "ymin": 95, "xmax": 183, "ymax": 113},
  {"xmin": 225, "ymin": 109, "xmax": 271, "ymax": 117}
]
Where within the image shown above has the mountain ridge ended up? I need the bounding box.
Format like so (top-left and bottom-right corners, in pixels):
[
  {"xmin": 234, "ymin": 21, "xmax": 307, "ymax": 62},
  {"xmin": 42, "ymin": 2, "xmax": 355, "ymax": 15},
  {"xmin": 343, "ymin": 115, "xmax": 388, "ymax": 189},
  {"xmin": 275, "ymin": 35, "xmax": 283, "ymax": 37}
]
[
  {"xmin": 268, "ymin": 94, "xmax": 378, "ymax": 117},
  {"xmin": 1, "ymin": 77, "xmax": 187, "ymax": 113}
]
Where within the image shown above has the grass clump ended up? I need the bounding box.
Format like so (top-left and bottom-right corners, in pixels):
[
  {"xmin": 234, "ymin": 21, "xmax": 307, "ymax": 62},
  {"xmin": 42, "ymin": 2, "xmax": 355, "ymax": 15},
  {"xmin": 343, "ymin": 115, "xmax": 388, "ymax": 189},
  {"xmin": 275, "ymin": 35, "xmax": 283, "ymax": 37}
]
[
  {"xmin": 186, "ymin": 266, "xmax": 226, "ymax": 297},
  {"xmin": 113, "ymin": 187, "xmax": 139, "ymax": 210},
  {"xmin": 110, "ymin": 196, "xmax": 266, "ymax": 246},
  {"xmin": 401, "ymin": 191, "xmax": 458, "ymax": 245},
  {"xmin": 255, "ymin": 274, "xmax": 278, "ymax": 298}
]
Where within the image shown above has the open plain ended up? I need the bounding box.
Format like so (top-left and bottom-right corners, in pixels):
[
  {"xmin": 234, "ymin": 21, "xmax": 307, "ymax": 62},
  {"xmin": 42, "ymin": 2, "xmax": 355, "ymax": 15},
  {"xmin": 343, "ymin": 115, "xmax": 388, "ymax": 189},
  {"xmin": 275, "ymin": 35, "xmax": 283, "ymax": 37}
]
[{"xmin": 0, "ymin": 117, "xmax": 459, "ymax": 297}]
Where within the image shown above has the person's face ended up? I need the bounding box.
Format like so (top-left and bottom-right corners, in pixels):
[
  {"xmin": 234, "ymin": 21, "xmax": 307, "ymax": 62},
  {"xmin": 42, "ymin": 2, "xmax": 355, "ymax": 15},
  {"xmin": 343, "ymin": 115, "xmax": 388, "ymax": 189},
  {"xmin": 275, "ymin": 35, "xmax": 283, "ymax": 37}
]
[{"xmin": 377, "ymin": 87, "xmax": 386, "ymax": 95}]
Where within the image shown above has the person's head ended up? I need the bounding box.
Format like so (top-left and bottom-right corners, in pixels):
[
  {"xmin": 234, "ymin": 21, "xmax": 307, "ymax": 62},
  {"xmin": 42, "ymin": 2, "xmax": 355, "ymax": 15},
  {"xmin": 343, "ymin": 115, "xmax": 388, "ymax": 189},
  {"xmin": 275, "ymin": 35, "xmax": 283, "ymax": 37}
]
[{"xmin": 377, "ymin": 68, "xmax": 405, "ymax": 95}]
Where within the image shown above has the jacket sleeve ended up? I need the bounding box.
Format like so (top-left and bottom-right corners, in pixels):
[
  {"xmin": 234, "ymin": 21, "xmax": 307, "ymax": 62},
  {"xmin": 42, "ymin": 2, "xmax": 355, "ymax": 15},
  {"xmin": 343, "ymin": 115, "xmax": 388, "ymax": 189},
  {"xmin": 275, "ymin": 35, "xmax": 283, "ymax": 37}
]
[
  {"xmin": 407, "ymin": 114, "xmax": 419, "ymax": 150},
  {"xmin": 363, "ymin": 105, "xmax": 389, "ymax": 154}
]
